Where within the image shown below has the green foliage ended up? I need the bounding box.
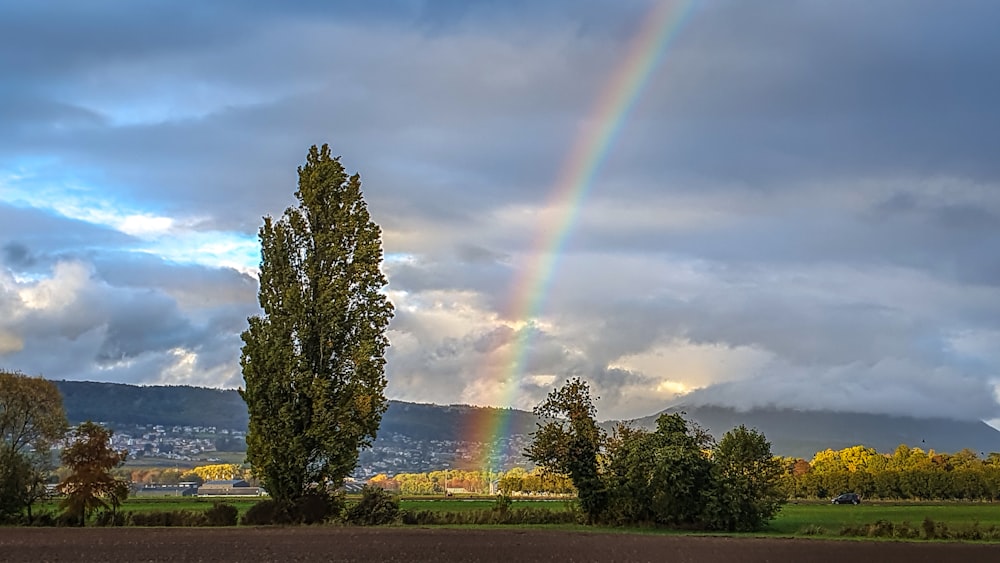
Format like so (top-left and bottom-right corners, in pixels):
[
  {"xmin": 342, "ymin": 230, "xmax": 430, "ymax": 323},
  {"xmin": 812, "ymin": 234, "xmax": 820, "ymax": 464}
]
[
  {"xmin": 525, "ymin": 378, "xmax": 607, "ymax": 523},
  {"xmin": 797, "ymin": 524, "xmax": 827, "ymax": 535},
  {"xmin": 205, "ymin": 502, "xmax": 239, "ymax": 526},
  {"xmin": 128, "ymin": 509, "xmax": 209, "ymax": 527},
  {"xmin": 604, "ymin": 415, "xmax": 715, "ymax": 527},
  {"xmin": 240, "ymin": 144, "xmax": 393, "ymax": 504},
  {"xmin": 92, "ymin": 510, "xmax": 127, "ymax": 527},
  {"xmin": 57, "ymin": 421, "xmax": 129, "ymax": 526},
  {"xmin": 295, "ymin": 492, "xmax": 344, "ymax": 525},
  {"xmin": 492, "ymin": 493, "xmax": 513, "ymax": 513},
  {"xmin": 0, "ymin": 371, "xmax": 68, "ymax": 521},
  {"xmin": 527, "ymin": 380, "xmax": 786, "ymax": 532},
  {"xmin": 345, "ymin": 485, "xmax": 399, "ymax": 525},
  {"xmin": 834, "ymin": 517, "xmax": 1000, "ymax": 541},
  {"xmin": 238, "ymin": 493, "xmax": 342, "ymax": 525},
  {"xmin": 0, "ymin": 452, "xmax": 45, "ymax": 523},
  {"xmin": 398, "ymin": 506, "xmax": 578, "ymax": 526},
  {"xmin": 922, "ymin": 516, "xmax": 937, "ymax": 539},
  {"xmin": 240, "ymin": 499, "xmax": 292, "ymax": 526},
  {"xmin": 706, "ymin": 425, "xmax": 785, "ymax": 532}
]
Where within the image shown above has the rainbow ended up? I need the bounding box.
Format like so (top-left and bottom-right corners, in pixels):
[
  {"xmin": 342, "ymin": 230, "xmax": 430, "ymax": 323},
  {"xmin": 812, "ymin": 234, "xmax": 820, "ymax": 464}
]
[{"xmin": 466, "ymin": 0, "xmax": 697, "ymax": 473}]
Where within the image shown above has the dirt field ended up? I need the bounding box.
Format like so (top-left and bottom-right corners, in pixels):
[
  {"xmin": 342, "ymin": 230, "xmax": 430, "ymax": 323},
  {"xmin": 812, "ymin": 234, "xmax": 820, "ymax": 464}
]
[{"xmin": 2, "ymin": 527, "xmax": 998, "ymax": 563}]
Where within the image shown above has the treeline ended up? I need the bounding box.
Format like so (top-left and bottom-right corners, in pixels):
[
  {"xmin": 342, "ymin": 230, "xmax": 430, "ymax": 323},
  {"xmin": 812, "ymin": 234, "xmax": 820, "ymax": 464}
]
[
  {"xmin": 369, "ymin": 468, "xmax": 574, "ymax": 496},
  {"xmin": 782, "ymin": 445, "xmax": 1000, "ymax": 500},
  {"xmin": 129, "ymin": 464, "xmax": 250, "ymax": 485}
]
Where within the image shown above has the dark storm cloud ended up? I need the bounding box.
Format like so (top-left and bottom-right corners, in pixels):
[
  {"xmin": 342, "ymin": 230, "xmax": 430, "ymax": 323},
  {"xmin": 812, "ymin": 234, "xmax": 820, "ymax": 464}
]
[
  {"xmin": 2, "ymin": 243, "xmax": 34, "ymax": 269},
  {"xmin": 0, "ymin": 204, "xmax": 135, "ymax": 271},
  {"xmin": 0, "ymin": 0, "xmax": 634, "ymax": 232},
  {"xmin": 598, "ymin": 0, "xmax": 1000, "ymax": 193},
  {"xmin": 2, "ymin": 0, "xmax": 999, "ymax": 421}
]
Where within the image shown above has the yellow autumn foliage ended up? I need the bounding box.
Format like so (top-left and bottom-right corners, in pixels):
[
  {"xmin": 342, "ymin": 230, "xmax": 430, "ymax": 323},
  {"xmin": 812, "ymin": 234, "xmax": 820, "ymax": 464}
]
[{"xmin": 191, "ymin": 463, "xmax": 245, "ymax": 481}]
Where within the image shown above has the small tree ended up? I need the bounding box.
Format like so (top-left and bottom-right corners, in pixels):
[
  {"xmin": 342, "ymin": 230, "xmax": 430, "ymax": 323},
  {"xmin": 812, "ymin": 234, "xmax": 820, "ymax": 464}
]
[
  {"xmin": 707, "ymin": 425, "xmax": 785, "ymax": 531},
  {"xmin": 58, "ymin": 421, "xmax": 129, "ymax": 526},
  {"xmin": 604, "ymin": 414, "xmax": 715, "ymax": 526},
  {"xmin": 524, "ymin": 378, "xmax": 607, "ymax": 523},
  {"xmin": 240, "ymin": 144, "xmax": 394, "ymax": 510},
  {"xmin": 0, "ymin": 370, "xmax": 68, "ymax": 522}
]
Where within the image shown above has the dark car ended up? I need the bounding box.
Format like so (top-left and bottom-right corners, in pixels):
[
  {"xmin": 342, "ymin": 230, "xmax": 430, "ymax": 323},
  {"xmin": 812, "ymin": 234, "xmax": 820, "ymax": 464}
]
[{"xmin": 832, "ymin": 493, "xmax": 861, "ymax": 505}]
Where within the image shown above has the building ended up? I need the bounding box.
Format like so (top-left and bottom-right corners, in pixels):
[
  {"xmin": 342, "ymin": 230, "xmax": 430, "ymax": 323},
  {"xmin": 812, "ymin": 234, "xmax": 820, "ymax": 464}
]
[{"xmin": 197, "ymin": 479, "xmax": 264, "ymax": 496}]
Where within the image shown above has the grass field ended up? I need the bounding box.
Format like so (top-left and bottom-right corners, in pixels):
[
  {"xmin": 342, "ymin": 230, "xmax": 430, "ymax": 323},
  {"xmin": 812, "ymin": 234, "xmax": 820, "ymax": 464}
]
[
  {"xmin": 398, "ymin": 498, "xmax": 572, "ymax": 513},
  {"xmin": 36, "ymin": 497, "xmax": 262, "ymax": 519},
  {"xmin": 28, "ymin": 496, "xmax": 1000, "ymax": 540},
  {"xmin": 767, "ymin": 501, "xmax": 1000, "ymax": 537}
]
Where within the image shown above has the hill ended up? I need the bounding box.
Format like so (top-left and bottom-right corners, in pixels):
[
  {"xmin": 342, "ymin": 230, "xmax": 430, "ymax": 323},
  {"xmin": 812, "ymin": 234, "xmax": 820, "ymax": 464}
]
[
  {"xmin": 53, "ymin": 380, "xmax": 1000, "ymax": 460},
  {"xmin": 55, "ymin": 380, "xmax": 250, "ymax": 430},
  {"xmin": 628, "ymin": 404, "xmax": 1000, "ymax": 459},
  {"xmin": 53, "ymin": 380, "xmax": 538, "ymax": 441}
]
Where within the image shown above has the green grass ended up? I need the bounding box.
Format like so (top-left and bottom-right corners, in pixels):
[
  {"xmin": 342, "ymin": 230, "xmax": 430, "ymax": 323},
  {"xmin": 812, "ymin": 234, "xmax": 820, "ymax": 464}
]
[
  {"xmin": 35, "ymin": 496, "xmax": 261, "ymax": 518},
  {"xmin": 768, "ymin": 501, "xmax": 1000, "ymax": 537},
  {"xmin": 399, "ymin": 498, "xmax": 571, "ymax": 513},
  {"xmin": 26, "ymin": 495, "xmax": 1000, "ymax": 540}
]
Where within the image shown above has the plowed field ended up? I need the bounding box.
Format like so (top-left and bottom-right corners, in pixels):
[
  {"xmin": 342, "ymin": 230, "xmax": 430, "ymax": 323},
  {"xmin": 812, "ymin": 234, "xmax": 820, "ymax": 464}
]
[{"xmin": 2, "ymin": 527, "xmax": 998, "ymax": 563}]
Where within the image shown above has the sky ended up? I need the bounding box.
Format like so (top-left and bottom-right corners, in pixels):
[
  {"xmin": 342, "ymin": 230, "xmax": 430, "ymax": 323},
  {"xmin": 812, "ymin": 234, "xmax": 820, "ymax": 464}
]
[{"xmin": 2, "ymin": 0, "xmax": 999, "ymax": 424}]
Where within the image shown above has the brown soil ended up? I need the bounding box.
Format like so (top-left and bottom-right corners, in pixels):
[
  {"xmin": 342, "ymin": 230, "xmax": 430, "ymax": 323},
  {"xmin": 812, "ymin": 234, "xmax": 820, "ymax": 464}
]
[{"xmin": 1, "ymin": 527, "xmax": 998, "ymax": 563}]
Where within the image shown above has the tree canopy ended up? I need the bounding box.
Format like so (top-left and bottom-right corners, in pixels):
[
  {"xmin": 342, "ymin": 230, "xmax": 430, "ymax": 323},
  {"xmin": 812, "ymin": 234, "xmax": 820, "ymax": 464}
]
[
  {"xmin": 524, "ymin": 378, "xmax": 607, "ymax": 523},
  {"xmin": 240, "ymin": 144, "xmax": 394, "ymax": 510},
  {"xmin": 0, "ymin": 370, "xmax": 68, "ymax": 522},
  {"xmin": 708, "ymin": 425, "xmax": 785, "ymax": 531},
  {"xmin": 526, "ymin": 378, "xmax": 786, "ymax": 530},
  {"xmin": 58, "ymin": 421, "xmax": 129, "ymax": 525}
]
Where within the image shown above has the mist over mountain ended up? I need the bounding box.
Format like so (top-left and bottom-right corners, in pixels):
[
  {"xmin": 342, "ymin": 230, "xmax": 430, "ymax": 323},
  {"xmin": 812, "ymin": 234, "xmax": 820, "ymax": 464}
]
[
  {"xmin": 627, "ymin": 405, "xmax": 1000, "ymax": 460},
  {"xmin": 54, "ymin": 381, "xmax": 1000, "ymax": 461}
]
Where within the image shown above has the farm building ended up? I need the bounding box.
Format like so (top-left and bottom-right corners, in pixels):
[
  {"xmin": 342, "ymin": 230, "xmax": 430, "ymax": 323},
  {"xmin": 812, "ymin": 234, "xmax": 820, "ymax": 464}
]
[
  {"xmin": 197, "ymin": 479, "xmax": 263, "ymax": 496},
  {"xmin": 132, "ymin": 483, "xmax": 198, "ymax": 497}
]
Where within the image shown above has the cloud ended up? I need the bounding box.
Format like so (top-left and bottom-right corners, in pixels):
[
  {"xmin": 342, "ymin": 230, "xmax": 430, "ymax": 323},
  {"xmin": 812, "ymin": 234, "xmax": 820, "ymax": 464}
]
[{"xmin": 1, "ymin": 1, "xmax": 999, "ymax": 424}]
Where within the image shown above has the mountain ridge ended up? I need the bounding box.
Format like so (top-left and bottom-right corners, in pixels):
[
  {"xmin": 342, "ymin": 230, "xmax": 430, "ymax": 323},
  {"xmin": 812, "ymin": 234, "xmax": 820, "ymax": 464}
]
[{"xmin": 52, "ymin": 380, "xmax": 1000, "ymax": 460}]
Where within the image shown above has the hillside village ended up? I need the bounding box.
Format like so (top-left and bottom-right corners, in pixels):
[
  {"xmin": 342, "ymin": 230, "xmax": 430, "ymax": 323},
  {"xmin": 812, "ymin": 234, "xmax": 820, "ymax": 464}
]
[
  {"xmin": 106, "ymin": 423, "xmax": 244, "ymax": 465},
  {"xmin": 104, "ymin": 422, "xmax": 533, "ymax": 477},
  {"xmin": 356, "ymin": 431, "xmax": 533, "ymax": 476}
]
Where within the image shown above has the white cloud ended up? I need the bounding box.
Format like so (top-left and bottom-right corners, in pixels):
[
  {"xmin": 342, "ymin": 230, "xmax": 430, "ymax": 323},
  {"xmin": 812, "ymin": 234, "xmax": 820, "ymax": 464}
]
[{"xmin": 17, "ymin": 260, "xmax": 91, "ymax": 311}]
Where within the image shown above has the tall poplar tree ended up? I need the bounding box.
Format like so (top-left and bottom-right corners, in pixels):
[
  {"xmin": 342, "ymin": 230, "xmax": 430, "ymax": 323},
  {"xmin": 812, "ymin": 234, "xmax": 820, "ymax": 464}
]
[{"xmin": 240, "ymin": 144, "xmax": 394, "ymax": 505}]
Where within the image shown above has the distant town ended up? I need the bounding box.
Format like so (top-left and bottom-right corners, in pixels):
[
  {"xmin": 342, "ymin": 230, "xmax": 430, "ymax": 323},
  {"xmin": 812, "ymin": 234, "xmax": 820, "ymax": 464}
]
[
  {"xmin": 105, "ymin": 422, "xmax": 534, "ymax": 477},
  {"xmin": 105, "ymin": 423, "xmax": 244, "ymax": 465}
]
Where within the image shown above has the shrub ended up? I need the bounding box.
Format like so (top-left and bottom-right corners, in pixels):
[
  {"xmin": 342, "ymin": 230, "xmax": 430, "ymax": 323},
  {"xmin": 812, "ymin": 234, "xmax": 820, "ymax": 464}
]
[
  {"xmin": 129, "ymin": 510, "xmax": 208, "ymax": 527},
  {"xmin": 295, "ymin": 492, "xmax": 343, "ymax": 525},
  {"xmin": 492, "ymin": 494, "xmax": 513, "ymax": 513},
  {"xmin": 867, "ymin": 519, "xmax": 895, "ymax": 537},
  {"xmin": 241, "ymin": 494, "xmax": 342, "ymax": 526},
  {"xmin": 922, "ymin": 517, "xmax": 936, "ymax": 539},
  {"xmin": 797, "ymin": 524, "xmax": 827, "ymax": 536},
  {"xmin": 893, "ymin": 521, "xmax": 919, "ymax": 539},
  {"xmin": 241, "ymin": 499, "xmax": 294, "ymax": 526},
  {"xmin": 205, "ymin": 502, "xmax": 239, "ymax": 526},
  {"xmin": 92, "ymin": 510, "xmax": 127, "ymax": 527},
  {"xmin": 345, "ymin": 485, "xmax": 399, "ymax": 526},
  {"xmin": 29, "ymin": 511, "xmax": 58, "ymax": 527},
  {"xmin": 398, "ymin": 507, "xmax": 578, "ymax": 526}
]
